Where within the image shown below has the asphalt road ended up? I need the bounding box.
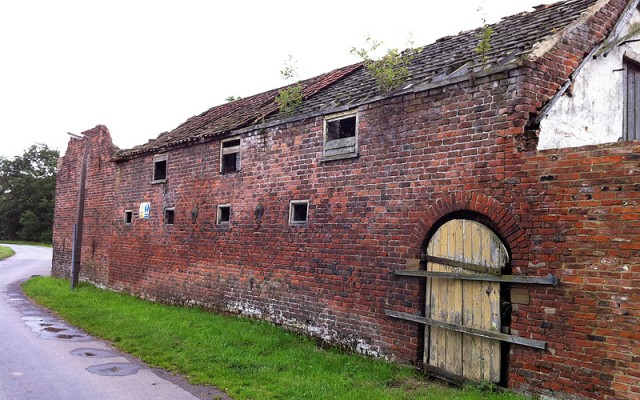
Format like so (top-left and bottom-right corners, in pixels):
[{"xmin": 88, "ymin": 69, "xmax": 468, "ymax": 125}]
[{"xmin": 0, "ymin": 244, "xmax": 229, "ymax": 400}]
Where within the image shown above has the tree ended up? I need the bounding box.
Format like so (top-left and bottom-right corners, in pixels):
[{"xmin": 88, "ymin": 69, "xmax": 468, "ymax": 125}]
[{"xmin": 0, "ymin": 144, "xmax": 59, "ymax": 243}]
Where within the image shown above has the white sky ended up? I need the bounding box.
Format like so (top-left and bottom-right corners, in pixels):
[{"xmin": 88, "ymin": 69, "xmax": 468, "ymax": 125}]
[{"xmin": 0, "ymin": 0, "xmax": 545, "ymax": 159}]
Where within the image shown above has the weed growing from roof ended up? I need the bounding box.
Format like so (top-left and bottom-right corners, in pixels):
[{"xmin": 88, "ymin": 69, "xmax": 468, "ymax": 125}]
[
  {"xmin": 350, "ymin": 35, "xmax": 416, "ymax": 93},
  {"xmin": 475, "ymin": 22, "xmax": 494, "ymax": 67},
  {"xmin": 275, "ymin": 55, "xmax": 304, "ymax": 116},
  {"xmin": 474, "ymin": 3, "xmax": 493, "ymax": 68},
  {"xmin": 225, "ymin": 96, "xmax": 242, "ymax": 102}
]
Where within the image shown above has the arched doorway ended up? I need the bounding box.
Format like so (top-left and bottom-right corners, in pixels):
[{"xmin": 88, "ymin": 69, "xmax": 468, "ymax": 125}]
[{"xmin": 424, "ymin": 219, "xmax": 508, "ymax": 383}]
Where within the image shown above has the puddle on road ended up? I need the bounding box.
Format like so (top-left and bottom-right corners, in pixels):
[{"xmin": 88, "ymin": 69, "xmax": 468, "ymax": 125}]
[
  {"xmin": 56, "ymin": 334, "xmax": 85, "ymax": 340},
  {"xmin": 71, "ymin": 348, "xmax": 119, "ymax": 358},
  {"xmin": 20, "ymin": 314, "xmax": 90, "ymax": 342},
  {"xmin": 87, "ymin": 363, "xmax": 142, "ymax": 377},
  {"xmin": 43, "ymin": 327, "xmax": 66, "ymax": 333}
]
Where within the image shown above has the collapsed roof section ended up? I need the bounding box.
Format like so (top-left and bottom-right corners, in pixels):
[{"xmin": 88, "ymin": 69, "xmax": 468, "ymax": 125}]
[{"xmin": 116, "ymin": 0, "xmax": 601, "ymax": 160}]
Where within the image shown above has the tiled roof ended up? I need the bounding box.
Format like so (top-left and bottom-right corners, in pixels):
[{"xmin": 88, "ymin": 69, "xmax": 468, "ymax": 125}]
[{"xmin": 117, "ymin": 0, "xmax": 600, "ymax": 159}]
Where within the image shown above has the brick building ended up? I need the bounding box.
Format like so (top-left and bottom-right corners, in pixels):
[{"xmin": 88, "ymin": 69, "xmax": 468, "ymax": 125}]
[{"xmin": 53, "ymin": 0, "xmax": 640, "ymax": 398}]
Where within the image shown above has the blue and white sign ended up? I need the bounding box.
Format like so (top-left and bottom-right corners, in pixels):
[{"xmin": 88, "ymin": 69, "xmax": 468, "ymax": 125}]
[{"xmin": 139, "ymin": 202, "xmax": 151, "ymax": 219}]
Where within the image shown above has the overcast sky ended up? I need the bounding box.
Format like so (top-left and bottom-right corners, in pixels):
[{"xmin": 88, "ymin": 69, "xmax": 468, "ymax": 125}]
[{"xmin": 0, "ymin": 0, "xmax": 546, "ymax": 159}]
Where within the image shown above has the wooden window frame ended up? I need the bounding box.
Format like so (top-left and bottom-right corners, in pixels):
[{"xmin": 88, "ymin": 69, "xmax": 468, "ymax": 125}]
[
  {"xmin": 217, "ymin": 204, "xmax": 231, "ymax": 225},
  {"xmin": 152, "ymin": 153, "xmax": 168, "ymax": 183},
  {"xmin": 322, "ymin": 111, "xmax": 358, "ymax": 161},
  {"xmin": 164, "ymin": 207, "xmax": 175, "ymax": 225},
  {"xmin": 123, "ymin": 210, "xmax": 133, "ymax": 225},
  {"xmin": 220, "ymin": 136, "xmax": 241, "ymax": 174},
  {"xmin": 624, "ymin": 55, "xmax": 640, "ymax": 141},
  {"xmin": 289, "ymin": 200, "xmax": 309, "ymax": 224}
]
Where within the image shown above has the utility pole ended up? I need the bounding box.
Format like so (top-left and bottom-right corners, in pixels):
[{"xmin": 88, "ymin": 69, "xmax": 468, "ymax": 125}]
[{"xmin": 68, "ymin": 133, "xmax": 88, "ymax": 289}]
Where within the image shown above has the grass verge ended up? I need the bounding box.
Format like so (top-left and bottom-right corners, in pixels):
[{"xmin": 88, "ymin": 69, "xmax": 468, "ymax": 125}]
[
  {"xmin": 0, "ymin": 245, "xmax": 16, "ymax": 260},
  {"xmin": 0, "ymin": 240, "xmax": 52, "ymax": 248},
  {"xmin": 22, "ymin": 277, "xmax": 526, "ymax": 400}
]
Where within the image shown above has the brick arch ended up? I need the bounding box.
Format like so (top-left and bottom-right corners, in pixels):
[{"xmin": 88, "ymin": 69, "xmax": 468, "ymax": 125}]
[{"xmin": 410, "ymin": 192, "xmax": 526, "ymax": 264}]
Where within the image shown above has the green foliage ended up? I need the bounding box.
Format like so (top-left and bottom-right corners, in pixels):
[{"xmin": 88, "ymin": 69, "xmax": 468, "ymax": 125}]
[
  {"xmin": 0, "ymin": 245, "xmax": 15, "ymax": 260},
  {"xmin": 351, "ymin": 36, "xmax": 416, "ymax": 93},
  {"xmin": 225, "ymin": 96, "xmax": 242, "ymax": 102},
  {"xmin": 276, "ymin": 55, "xmax": 304, "ymax": 116},
  {"xmin": 23, "ymin": 276, "xmax": 529, "ymax": 400},
  {"xmin": 466, "ymin": 380, "xmax": 498, "ymax": 393},
  {"xmin": 0, "ymin": 144, "xmax": 58, "ymax": 243},
  {"xmin": 475, "ymin": 23, "xmax": 494, "ymax": 66},
  {"xmin": 19, "ymin": 210, "xmax": 41, "ymax": 241},
  {"xmin": 279, "ymin": 54, "xmax": 298, "ymax": 81},
  {"xmin": 275, "ymin": 84, "xmax": 303, "ymax": 116}
]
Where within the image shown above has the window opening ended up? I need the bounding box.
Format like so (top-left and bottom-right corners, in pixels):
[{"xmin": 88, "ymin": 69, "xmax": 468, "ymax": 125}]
[
  {"xmin": 164, "ymin": 207, "xmax": 175, "ymax": 225},
  {"xmin": 153, "ymin": 154, "xmax": 168, "ymax": 182},
  {"xmin": 217, "ymin": 204, "xmax": 231, "ymax": 224},
  {"xmin": 124, "ymin": 210, "xmax": 133, "ymax": 224},
  {"xmin": 323, "ymin": 112, "xmax": 358, "ymax": 160},
  {"xmin": 327, "ymin": 116, "xmax": 356, "ymax": 141},
  {"xmin": 289, "ymin": 200, "xmax": 309, "ymax": 224},
  {"xmin": 624, "ymin": 58, "xmax": 640, "ymax": 141},
  {"xmin": 221, "ymin": 137, "xmax": 241, "ymax": 174}
]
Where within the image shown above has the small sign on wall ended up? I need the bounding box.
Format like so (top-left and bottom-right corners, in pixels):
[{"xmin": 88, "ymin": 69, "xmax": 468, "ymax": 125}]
[{"xmin": 139, "ymin": 202, "xmax": 151, "ymax": 219}]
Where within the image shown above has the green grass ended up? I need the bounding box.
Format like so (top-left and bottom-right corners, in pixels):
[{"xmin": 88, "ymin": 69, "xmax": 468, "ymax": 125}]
[
  {"xmin": 22, "ymin": 277, "xmax": 527, "ymax": 400},
  {"xmin": 0, "ymin": 240, "xmax": 52, "ymax": 248},
  {"xmin": 0, "ymin": 245, "xmax": 16, "ymax": 260}
]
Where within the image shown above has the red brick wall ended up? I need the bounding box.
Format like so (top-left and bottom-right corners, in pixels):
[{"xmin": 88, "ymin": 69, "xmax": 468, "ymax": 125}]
[
  {"xmin": 100, "ymin": 72, "xmax": 523, "ymax": 363},
  {"xmin": 52, "ymin": 83, "xmax": 639, "ymax": 399},
  {"xmin": 51, "ymin": 2, "xmax": 639, "ymax": 397},
  {"xmin": 510, "ymin": 143, "xmax": 640, "ymax": 399},
  {"xmin": 52, "ymin": 135, "xmax": 82, "ymax": 278},
  {"xmin": 52, "ymin": 125, "xmax": 116, "ymax": 283}
]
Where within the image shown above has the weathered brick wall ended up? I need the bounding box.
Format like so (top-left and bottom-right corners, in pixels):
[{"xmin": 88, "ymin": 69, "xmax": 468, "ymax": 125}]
[
  {"xmin": 52, "ymin": 79, "xmax": 639, "ymax": 399},
  {"xmin": 98, "ymin": 72, "xmax": 523, "ymax": 363},
  {"xmin": 52, "ymin": 125, "xmax": 116, "ymax": 284},
  {"xmin": 508, "ymin": 143, "xmax": 640, "ymax": 399},
  {"xmin": 50, "ymin": 2, "xmax": 639, "ymax": 396},
  {"xmin": 52, "ymin": 136, "xmax": 83, "ymax": 278},
  {"xmin": 79, "ymin": 127, "xmax": 117, "ymax": 284},
  {"xmin": 502, "ymin": 2, "xmax": 640, "ymax": 397}
]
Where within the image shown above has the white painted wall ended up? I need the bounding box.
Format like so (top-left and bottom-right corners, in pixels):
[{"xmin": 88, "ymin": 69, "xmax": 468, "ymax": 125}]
[{"xmin": 538, "ymin": 8, "xmax": 640, "ymax": 150}]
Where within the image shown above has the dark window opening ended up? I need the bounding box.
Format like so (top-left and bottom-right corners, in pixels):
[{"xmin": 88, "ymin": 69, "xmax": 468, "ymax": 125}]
[
  {"xmin": 164, "ymin": 208, "xmax": 175, "ymax": 225},
  {"xmin": 153, "ymin": 154, "xmax": 168, "ymax": 182},
  {"xmin": 217, "ymin": 205, "xmax": 231, "ymax": 224},
  {"xmin": 221, "ymin": 138, "xmax": 241, "ymax": 174},
  {"xmin": 222, "ymin": 152, "xmax": 238, "ymax": 174},
  {"xmin": 327, "ymin": 116, "xmax": 356, "ymax": 141},
  {"xmin": 124, "ymin": 210, "xmax": 133, "ymax": 224},
  {"xmin": 290, "ymin": 201, "xmax": 309, "ymax": 224}
]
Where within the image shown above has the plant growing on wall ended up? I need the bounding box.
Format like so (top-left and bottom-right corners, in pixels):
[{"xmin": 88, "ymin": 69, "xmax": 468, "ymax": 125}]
[
  {"xmin": 350, "ymin": 35, "xmax": 416, "ymax": 93},
  {"xmin": 275, "ymin": 55, "xmax": 304, "ymax": 116}
]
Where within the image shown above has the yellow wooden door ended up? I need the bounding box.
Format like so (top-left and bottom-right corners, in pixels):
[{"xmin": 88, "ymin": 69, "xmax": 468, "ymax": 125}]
[{"xmin": 425, "ymin": 219, "xmax": 508, "ymax": 383}]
